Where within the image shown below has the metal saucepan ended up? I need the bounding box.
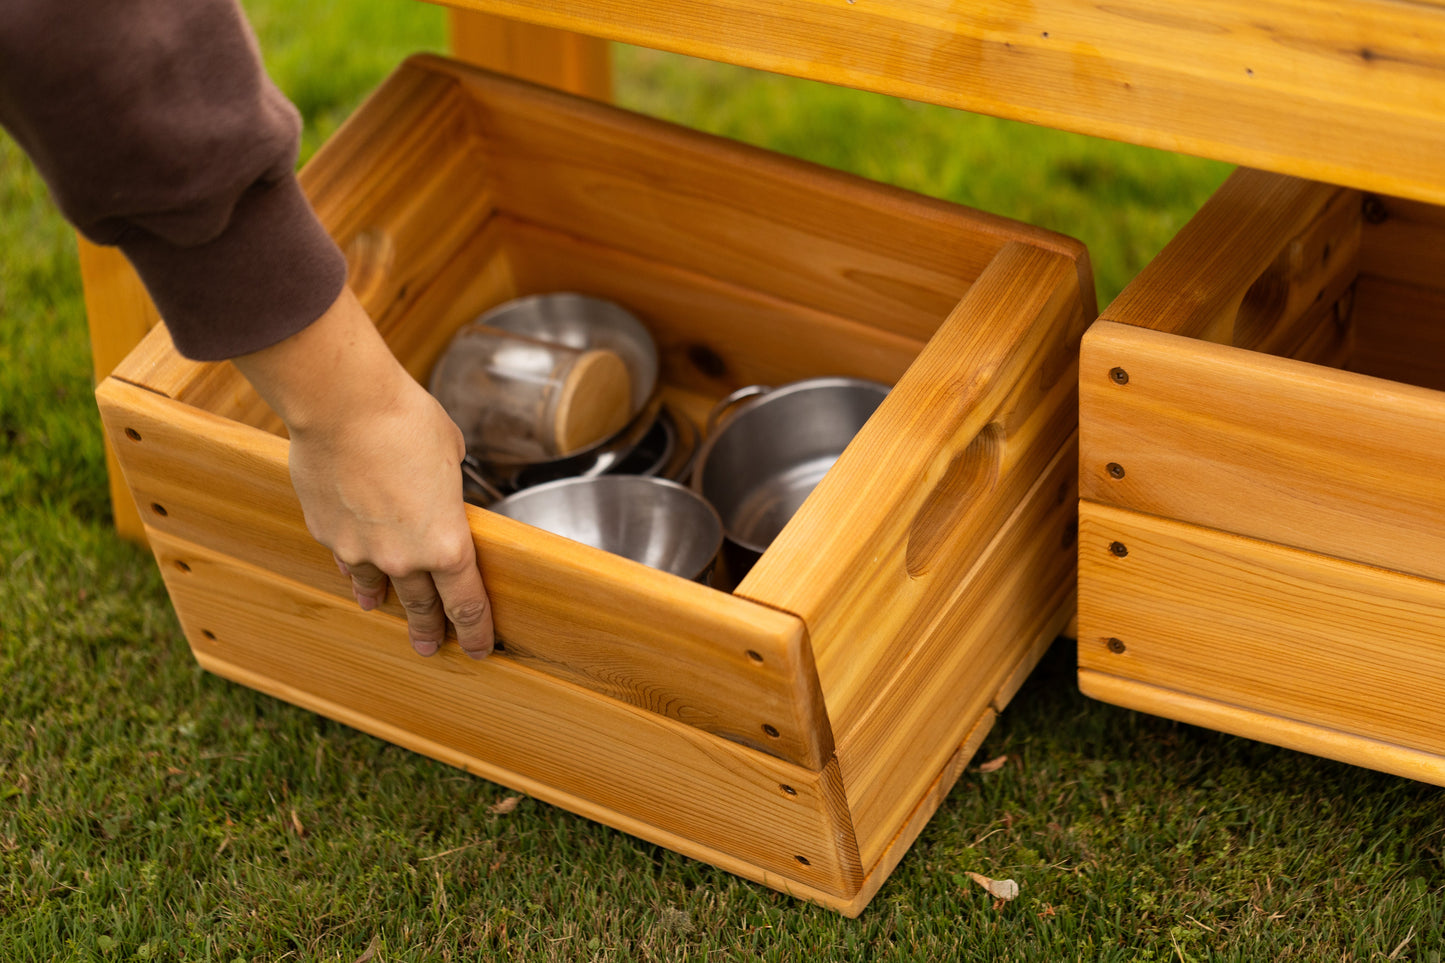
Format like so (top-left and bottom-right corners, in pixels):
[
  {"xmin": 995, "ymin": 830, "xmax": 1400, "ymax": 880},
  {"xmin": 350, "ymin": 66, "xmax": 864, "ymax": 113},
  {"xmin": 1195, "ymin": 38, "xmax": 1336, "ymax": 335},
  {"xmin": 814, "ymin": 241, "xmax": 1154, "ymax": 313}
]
[{"xmin": 692, "ymin": 377, "xmax": 890, "ymax": 581}]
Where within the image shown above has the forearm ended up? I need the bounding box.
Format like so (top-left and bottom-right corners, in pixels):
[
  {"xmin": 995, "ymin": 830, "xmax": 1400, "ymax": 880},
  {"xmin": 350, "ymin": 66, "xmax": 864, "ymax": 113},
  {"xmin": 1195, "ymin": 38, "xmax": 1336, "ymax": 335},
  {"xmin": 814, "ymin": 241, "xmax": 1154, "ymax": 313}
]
[{"xmin": 0, "ymin": 0, "xmax": 346, "ymax": 360}]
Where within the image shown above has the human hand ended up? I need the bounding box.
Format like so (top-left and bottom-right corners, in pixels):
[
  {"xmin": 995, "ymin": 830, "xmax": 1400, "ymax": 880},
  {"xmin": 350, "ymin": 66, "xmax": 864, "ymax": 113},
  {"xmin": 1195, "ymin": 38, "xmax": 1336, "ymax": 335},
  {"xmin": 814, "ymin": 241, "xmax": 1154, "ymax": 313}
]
[{"xmin": 234, "ymin": 287, "xmax": 494, "ymax": 658}]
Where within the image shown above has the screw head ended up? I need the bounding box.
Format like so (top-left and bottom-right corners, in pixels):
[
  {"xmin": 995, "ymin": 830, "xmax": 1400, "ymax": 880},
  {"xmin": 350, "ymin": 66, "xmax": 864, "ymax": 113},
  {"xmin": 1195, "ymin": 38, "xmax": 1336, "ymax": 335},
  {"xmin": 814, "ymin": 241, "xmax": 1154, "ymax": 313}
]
[
  {"xmin": 1109, "ymin": 367, "xmax": 1130, "ymax": 385},
  {"xmin": 1106, "ymin": 462, "xmax": 1126, "ymax": 480},
  {"xmin": 1106, "ymin": 637, "xmax": 1127, "ymax": 654},
  {"xmin": 1109, "ymin": 541, "xmax": 1129, "ymax": 558}
]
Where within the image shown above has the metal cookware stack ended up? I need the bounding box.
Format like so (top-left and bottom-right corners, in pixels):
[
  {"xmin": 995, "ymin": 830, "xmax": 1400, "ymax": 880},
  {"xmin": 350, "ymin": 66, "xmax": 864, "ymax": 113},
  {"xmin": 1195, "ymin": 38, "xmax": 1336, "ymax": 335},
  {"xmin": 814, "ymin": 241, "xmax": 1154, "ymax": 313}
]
[{"xmin": 431, "ymin": 293, "xmax": 888, "ymax": 586}]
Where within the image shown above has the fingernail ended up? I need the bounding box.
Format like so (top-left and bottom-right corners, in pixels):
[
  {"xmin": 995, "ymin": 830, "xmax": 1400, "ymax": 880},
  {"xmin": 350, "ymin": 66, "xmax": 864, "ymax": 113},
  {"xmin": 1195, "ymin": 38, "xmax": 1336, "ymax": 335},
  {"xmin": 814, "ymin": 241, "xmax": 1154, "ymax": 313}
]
[
  {"xmin": 355, "ymin": 592, "xmax": 378, "ymax": 612},
  {"xmin": 414, "ymin": 640, "xmax": 439, "ymax": 657}
]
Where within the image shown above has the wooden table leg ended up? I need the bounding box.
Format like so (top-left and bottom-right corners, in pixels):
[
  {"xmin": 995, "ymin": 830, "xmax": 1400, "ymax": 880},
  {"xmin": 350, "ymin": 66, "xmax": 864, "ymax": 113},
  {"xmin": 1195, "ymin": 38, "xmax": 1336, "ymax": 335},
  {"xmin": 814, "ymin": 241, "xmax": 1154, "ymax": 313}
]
[
  {"xmin": 447, "ymin": 8, "xmax": 612, "ymax": 101},
  {"xmin": 79, "ymin": 236, "xmax": 163, "ymax": 544}
]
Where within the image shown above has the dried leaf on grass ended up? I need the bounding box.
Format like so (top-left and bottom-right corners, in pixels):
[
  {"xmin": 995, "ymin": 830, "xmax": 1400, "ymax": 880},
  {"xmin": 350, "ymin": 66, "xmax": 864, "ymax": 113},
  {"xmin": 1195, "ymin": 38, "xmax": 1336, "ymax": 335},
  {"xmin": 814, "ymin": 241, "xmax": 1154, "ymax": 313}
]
[
  {"xmin": 290, "ymin": 808, "xmax": 307, "ymax": 837},
  {"xmin": 965, "ymin": 871, "xmax": 1020, "ymax": 901},
  {"xmin": 974, "ymin": 755, "xmax": 1009, "ymax": 773},
  {"xmin": 354, "ymin": 934, "xmax": 381, "ymax": 963},
  {"xmin": 489, "ymin": 795, "xmax": 522, "ymax": 815}
]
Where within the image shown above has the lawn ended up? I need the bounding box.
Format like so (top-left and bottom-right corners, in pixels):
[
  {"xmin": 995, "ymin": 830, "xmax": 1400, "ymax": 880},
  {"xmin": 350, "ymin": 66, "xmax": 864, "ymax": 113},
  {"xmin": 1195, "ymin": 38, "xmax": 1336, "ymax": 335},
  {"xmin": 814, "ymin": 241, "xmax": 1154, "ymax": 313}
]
[{"xmin": 1, "ymin": 2, "xmax": 1441, "ymax": 960}]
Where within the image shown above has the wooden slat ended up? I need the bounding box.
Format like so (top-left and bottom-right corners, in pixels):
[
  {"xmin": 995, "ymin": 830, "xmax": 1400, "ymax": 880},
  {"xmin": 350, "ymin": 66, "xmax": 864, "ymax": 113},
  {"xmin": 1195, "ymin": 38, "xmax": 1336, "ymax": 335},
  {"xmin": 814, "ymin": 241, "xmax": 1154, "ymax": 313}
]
[
  {"xmin": 1101, "ymin": 168, "xmax": 1349, "ymax": 344},
  {"xmin": 1358, "ymin": 193, "xmax": 1445, "ymax": 291},
  {"xmin": 427, "ymin": 0, "xmax": 1445, "ymax": 205},
  {"xmin": 741, "ymin": 242, "xmax": 1091, "ymax": 729},
  {"xmin": 502, "ymin": 217, "xmax": 928, "ymax": 397},
  {"xmin": 409, "ymin": 55, "xmax": 1094, "ymax": 344},
  {"xmin": 837, "ymin": 707, "xmax": 998, "ymax": 917},
  {"xmin": 97, "ymin": 378, "xmax": 833, "ymax": 769},
  {"xmin": 1080, "ymin": 319, "xmax": 1445, "ymax": 583},
  {"xmin": 448, "ymin": 8, "xmax": 612, "ymax": 101},
  {"xmin": 837, "ymin": 438, "xmax": 1078, "ymax": 866},
  {"xmin": 147, "ymin": 529, "xmax": 863, "ymax": 900},
  {"xmin": 77, "ymin": 236, "xmax": 164, "ymax": 543},
  {"xmin": 1078, "ymin": 671, "xmax": 1445, "ymax": 788},
  {"xmin": 1349, "ymin": 277, "xmax": 1445, "ymax": 393},
  {"xmin": 1078, "ymin": 502, "xmax": 1445, "ymax": 766}
]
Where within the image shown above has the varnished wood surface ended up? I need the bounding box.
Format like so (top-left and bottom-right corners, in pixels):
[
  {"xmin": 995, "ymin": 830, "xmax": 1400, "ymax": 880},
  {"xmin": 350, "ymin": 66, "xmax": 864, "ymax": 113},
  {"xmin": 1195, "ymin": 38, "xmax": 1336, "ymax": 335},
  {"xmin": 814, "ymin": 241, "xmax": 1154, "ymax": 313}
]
[
  {"xmin": 1079, "ymin": 502, "xmax": 1445, "ymax": 778},
  {"xmin": 146, "ymin": 528, "xmax": 864, "ymax": 902},
  {"xmin": 1080, "ymin": 320, "xmax": 1445, "ymax": 584},
  {"xmin": 430, "ymin": 0, "xmax": 1445, "ymax": 205}
]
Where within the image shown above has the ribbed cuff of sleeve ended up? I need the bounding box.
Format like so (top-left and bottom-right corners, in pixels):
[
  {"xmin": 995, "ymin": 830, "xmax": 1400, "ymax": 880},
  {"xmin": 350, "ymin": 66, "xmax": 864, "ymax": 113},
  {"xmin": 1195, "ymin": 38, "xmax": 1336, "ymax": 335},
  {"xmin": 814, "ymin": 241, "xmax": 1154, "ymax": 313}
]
[{"xmin": 118, "ymin": 173, "xmax": 348, "ymax": 362}]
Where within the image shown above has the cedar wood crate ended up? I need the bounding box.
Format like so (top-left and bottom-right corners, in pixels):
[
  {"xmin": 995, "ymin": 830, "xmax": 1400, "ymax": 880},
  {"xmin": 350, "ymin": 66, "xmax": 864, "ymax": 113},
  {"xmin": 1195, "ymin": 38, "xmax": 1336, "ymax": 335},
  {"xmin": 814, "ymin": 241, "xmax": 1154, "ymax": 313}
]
[
  {"xmin": 96, "ymin": 55, "xmax": 1095, "ymax": 915},
  {"xmin": 1079, "ymin": 167, "xmax": 1445, "ymax": 787}
]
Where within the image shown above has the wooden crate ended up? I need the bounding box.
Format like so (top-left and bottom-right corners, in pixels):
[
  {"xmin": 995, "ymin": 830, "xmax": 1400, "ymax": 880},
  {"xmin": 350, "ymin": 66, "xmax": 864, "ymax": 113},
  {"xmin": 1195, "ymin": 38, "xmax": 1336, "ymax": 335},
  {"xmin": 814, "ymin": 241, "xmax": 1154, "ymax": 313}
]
[
  {"xmin": 1078, "ymin": 167, "xmax": 1445, "ymax": 787},
  {"xmin": 95, "ymin": 55, "xmax": 1094, "ymax": 914}
]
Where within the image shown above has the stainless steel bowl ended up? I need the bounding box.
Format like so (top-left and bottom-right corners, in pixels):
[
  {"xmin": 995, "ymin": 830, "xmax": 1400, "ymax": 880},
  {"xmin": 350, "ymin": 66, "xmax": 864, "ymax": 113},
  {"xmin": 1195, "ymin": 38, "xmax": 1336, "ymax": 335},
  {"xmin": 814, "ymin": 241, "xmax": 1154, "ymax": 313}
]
[
  {"xmin": 692, "ymin": 377, "xmax": 889, "ymax": 578},
  {"xmin": 489, "ymin": 475, "xmax": 723, "ymax": 581}
]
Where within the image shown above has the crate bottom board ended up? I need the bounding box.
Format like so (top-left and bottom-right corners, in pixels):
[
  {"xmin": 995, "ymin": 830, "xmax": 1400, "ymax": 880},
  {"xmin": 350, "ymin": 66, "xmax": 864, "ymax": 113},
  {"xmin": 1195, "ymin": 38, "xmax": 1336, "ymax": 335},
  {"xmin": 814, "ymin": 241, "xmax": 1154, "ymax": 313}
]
[
  {"xmin": 1078, "ymin": 500, "xmax": 1445, "ymax": 786},
  {"xmin": 148, "ymin": 527, "xmax": 1011, "ymax": 915}
]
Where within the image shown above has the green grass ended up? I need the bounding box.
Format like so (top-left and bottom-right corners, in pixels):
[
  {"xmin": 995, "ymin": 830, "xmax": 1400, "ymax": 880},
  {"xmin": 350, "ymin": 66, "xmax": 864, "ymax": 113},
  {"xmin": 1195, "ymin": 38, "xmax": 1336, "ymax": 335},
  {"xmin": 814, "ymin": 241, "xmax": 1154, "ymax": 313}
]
[{"xmin": 2, "ymin": 2, "xmax": 1441, "ymax": 960}]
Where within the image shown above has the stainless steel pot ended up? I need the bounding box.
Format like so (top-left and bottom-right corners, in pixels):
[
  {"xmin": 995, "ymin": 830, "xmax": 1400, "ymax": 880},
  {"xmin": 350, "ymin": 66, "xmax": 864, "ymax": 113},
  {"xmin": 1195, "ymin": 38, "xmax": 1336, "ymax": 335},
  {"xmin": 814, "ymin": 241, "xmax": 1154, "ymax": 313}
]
[{"xmin": 691, "ymin": 377, "xmax": 889, "ymax": 582}]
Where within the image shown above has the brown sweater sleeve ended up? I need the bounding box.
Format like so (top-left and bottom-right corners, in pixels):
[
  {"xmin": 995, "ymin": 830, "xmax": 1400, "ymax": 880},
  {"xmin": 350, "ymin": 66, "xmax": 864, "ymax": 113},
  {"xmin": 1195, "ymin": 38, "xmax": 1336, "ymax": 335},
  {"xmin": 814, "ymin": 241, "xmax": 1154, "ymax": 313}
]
[{"xmin": 0, "ymin": 0, "xmax": 347, "ymax": 360}]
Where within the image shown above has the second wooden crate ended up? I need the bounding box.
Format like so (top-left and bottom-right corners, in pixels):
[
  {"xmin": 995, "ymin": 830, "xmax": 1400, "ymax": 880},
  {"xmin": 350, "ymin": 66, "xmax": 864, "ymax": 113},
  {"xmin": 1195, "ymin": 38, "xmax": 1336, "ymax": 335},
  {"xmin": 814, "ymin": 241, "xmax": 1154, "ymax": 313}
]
[{"xmin": 1078, "ymin": 167, "xmax": 1445, "ymax": 786}]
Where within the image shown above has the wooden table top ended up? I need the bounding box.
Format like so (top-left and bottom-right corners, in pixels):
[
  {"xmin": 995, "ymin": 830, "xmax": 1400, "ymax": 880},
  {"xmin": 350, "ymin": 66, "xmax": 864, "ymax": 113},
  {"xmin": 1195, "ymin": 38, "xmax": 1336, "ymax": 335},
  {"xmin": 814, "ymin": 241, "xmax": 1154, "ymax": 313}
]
[{"xmin": 434, "ymin": 0, "xmax": 1445, "ymax": 205}]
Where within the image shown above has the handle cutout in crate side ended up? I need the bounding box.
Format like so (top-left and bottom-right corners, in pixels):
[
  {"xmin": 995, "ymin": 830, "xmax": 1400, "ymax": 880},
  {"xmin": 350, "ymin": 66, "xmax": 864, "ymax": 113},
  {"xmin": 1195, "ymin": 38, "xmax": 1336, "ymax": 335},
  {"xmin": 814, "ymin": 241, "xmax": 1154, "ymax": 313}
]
[{"xmin": 905, "ymin": 423, "xmax": 1004, "ymax": 578}]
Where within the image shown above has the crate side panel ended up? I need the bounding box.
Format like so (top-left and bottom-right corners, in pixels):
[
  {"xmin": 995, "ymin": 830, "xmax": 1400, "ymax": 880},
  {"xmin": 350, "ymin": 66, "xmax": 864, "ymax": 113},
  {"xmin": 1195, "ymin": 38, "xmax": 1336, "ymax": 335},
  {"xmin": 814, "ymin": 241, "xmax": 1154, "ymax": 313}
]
[
  {"xmin": 1358, "ymin": 193, "xmax": 1445, "ymax": 292},
  {"xmin": 740, "ymin": 243, "xmax": 1089, "ymax": 722},
  {"xmin": 414, "ymin": 56, "xmax": 1091, "ymax": 345},
  {"xmin": 1348, "ymin": 277, "xmax": 1445, "ymax": 393},
  {"xmin": 147, "ymin": 529, "xmax": 862, "ymax": 898},
  {"xmin": 1078, "ymin": 502, "xmax": 1445, "ymax": 758},
  {"xmin": 502, "ymin": 219, "xmax": 928, "ymax": 398},
  {"xmin": 1102, "ymin": 169, "xmax": 1348, "ymax": 344},
  {"xmin": 837, "ymin": 439, "xmax": 1078, "ymax": 866},
  {"xmin": 97, "ymin": 379, "xmax": 831, "ymax": 768},
  {"xmin": 1080, "ymin": 320, "xmax": 1445, "ymax": 583}
]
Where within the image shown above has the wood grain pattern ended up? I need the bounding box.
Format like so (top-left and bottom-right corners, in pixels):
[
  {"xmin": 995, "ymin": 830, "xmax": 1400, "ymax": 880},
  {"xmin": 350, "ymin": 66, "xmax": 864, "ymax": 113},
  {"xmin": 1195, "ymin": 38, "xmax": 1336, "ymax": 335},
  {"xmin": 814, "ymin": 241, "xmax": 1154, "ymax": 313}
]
[
  {"xmin": 1349, "ymin": 277, "xmax": 1445, "ymax": 393},
  {"xmin": 741, "ymin": 242, "xmax": 1091, "ymax": 729},
  {"xmin": 1078, "ymin": 502, "xmax": 1445, "ymax": 768},
  {"xmin": 1101, "ymin": 168, "xmax": 1349, "ymax": 344},
  {"xmin": 1080, "ymin": 319, "xmax": 1445, "ymax": 584},
  {"xmin": 147, "ymin": 528, "xmax": 863, "ymax": 899},
  {"xmin": 426, "ymin": 0, "xmax": 1445, "ymax": 204},
  {"xmin": 501, "ymin": 217, "xmax": 929, "ymax": 397},
  {"xmin": 97, "ymin": 379, "xmax": 833, "ymax": 769},
  {"xmin": 837, "ymin": 439, "xmax": 1078, "ymax": 865},
  {"xmin": 77, "ymin": 236, "xmax": 164, "ymax": 544},
  {"xmin": 417, "ymin": 55, "xmax": 1095, "ymax": 343},
  {"xmin": 1078, "ymin": 670, "xmax": 1445, "ymax": 788},
  {"xmin": 448, "ymin": 8, "xmax": 612, "ymax": 101}
]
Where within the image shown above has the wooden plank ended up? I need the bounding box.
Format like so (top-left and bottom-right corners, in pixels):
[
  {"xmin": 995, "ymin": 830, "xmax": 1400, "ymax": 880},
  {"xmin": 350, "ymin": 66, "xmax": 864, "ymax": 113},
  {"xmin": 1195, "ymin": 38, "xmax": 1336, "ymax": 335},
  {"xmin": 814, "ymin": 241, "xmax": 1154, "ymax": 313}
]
[
  {"xmin": 1079, "ymin": 319, "xmax": 1445, "ymax": 583},
  {"xmin": 837, "ymin": 438, "xmax": 1078, "ymax": 866},
  {"xmin": 96, "ymin": 378, "xmax": 833, "ymax": 769},
  {"xmin": 411, "ymin": 55, "xmax": 1094, "ymax": 344},
  {"xmin": 77, "ymin": 236, "xmax": 163, "ymax": 544},
  {"xmin": 1349, "ymin": 276, "xmax": 1445, "ymax": 393},
  {"xmin": 837, "ymin": 707, "xmax": 998, "ymax": 917},
  {"xmin": 147, "ymin": 528, "xmax": 863, "ymax": 900},
  {"xmin": 448, "ymin": 8, "xmax": 612, "ymax": 101},
  {"xmin": 1078, "ymin": 502, "xmax": 1445, "ymax": 765},
  {"xmin": 1078, "ymin": 671, "xmax": 1445, "ymax": 788},
  {"xmin": 741, "ymin": 242, "xmax": 1091, "ymax": 726},
  {"xmin": 502, "ymin": 217, "xmax": 929, "ymax": 397},
  {"xmin": 1101, "ymin": 168, "xmax": 1349, "ymax": 344},
  {"xmin": 1358, "ymin": 193, "xmax": 1445, "ymax": 291},
  {"xmin": 426, "ymin": 0, "xmax": 1445, "ymax": 205}
]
